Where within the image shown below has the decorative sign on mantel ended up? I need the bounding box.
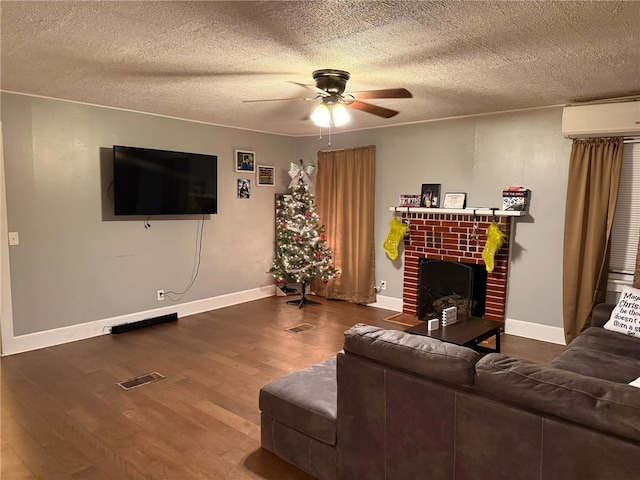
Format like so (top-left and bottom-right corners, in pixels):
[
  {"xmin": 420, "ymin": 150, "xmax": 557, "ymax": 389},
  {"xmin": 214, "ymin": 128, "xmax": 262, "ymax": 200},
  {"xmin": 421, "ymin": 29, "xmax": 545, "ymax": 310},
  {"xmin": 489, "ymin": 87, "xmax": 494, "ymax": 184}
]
[
  {"xmin": 398, "ymin": 194, "xmax": 421, "ymax": 207},
  {"xmin": 502, "ymin": 186, "xmax": 530, "ymax": 212}
]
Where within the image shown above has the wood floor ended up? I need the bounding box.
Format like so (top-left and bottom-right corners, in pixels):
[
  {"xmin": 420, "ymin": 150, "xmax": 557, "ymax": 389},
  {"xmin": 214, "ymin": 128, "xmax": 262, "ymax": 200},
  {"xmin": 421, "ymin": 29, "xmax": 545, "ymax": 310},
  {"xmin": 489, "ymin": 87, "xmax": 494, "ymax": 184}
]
[{"xmin": 1, "ymin": 297, "xmax": 566, "ymax": 479}]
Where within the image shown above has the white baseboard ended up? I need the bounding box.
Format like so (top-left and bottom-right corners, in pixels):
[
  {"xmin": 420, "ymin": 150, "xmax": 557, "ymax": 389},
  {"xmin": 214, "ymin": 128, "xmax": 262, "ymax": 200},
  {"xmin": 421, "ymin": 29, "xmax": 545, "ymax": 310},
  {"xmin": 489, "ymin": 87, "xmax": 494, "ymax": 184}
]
[
  {"xmin": 505, "ymin": 317, "xmax": 566, "ymax": 345},
  {"xmin": 2, "ymin": 285, "xmax": 274, "ymax": 356},
  {"xmin": 368, "ymin": 295, "xmax": 403, "ymax": 312},
  {"xmin": 4, "ymin": 290, "xmax": 566, "ymax": 355}
]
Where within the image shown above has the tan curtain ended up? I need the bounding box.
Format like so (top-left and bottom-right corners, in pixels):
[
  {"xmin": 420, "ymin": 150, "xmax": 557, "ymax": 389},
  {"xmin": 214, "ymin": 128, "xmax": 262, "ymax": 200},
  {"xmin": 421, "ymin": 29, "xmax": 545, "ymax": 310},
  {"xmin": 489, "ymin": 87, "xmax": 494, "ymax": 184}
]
[
  {"xmin": 314, "ymin": 145, "xmax": 376, "ymax": 304},
  {"xmin": 635, "ymin": 248, "xmax": 640, "ymax": 289},
  {"xmin": 563, "ymin": 138, "xmax": 624, "ymax": 343}
]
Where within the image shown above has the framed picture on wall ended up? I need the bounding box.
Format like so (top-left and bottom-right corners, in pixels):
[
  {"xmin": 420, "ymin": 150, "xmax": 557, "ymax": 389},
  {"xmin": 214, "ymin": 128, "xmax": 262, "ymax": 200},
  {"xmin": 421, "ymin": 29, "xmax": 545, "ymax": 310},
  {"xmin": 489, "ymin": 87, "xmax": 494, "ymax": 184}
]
[
  {"xmin": 257, "ymin": 165, "xmax": 275, "ymax": 186},
  {"xmin": 237, "ymin": 178, "xmax": 251, "ymax": 199},
  {"xmin": 420, "ymin": 183, "xmax": 441, "ymax": 208},
  {"xmin": 235, "ymin": 150, "xmax": 255, "ymax": 172}
]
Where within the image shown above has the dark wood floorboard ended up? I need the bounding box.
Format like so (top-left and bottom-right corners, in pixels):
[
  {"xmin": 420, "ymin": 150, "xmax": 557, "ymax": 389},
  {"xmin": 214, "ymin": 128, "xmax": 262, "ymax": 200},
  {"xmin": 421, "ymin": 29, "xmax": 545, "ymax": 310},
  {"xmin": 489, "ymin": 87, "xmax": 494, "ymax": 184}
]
[{"xmin": 1, "ymin": 296, "xmax": 565, "ymax": 479}]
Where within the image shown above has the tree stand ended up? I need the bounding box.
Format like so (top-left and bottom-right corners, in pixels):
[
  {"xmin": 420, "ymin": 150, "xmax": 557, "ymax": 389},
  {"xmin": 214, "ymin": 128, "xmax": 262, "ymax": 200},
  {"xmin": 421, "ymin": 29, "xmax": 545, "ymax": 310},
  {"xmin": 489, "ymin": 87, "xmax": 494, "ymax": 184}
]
[{"xmin": 286, "ymin": 282, "xmax": 321, "ymax": 308}]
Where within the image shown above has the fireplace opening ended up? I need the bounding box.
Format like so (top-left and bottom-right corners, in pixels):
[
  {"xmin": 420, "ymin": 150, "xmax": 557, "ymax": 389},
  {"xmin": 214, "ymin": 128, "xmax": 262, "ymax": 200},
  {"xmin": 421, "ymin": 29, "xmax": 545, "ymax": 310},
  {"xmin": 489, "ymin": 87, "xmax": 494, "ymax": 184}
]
[{"xmin": 417, "ymin": 259, "xmax": 487, "ymax": 321}]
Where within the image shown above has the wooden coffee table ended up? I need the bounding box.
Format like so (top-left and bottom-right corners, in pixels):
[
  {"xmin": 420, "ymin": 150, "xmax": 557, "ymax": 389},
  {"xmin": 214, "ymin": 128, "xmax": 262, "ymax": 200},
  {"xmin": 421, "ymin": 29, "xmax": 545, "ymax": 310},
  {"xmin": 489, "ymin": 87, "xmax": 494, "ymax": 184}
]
[{"xmin": 405, "ymin": 317, "xmax": 504, "ymax": 353}]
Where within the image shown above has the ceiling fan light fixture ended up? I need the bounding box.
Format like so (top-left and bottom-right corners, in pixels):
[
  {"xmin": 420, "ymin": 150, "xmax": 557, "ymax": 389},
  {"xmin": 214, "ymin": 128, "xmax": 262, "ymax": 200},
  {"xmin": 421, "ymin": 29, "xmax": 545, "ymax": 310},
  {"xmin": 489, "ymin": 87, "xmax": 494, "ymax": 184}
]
[
  {"xmin": 331, "ymin": 103, "xmax": 350, "ymax": 127},
  {"xmin": 311, "ymin": 98, "xmax": 351, "ymax": 128},
  {"xmin": 310, "ymin": 103, "xmax": 331, "ymax": 128}
]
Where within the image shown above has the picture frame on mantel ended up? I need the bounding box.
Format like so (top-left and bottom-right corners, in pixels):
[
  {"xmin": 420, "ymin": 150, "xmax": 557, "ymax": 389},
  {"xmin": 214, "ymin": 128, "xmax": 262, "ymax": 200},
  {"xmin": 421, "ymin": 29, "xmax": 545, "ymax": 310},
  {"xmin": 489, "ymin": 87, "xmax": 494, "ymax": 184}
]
[
  {"xmin": 420, "ymin": 183, "xmax": 441, "ymax": 208},
  {"xmin": 443, "ymin": 192, "xmax": 467, "ymax": 209}
]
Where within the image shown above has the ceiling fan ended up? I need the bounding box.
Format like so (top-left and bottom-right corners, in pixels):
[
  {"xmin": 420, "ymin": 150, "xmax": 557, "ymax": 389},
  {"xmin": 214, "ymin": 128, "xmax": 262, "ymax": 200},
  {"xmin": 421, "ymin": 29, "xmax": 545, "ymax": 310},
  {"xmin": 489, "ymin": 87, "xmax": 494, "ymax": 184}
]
[{"xmin": 244, "ymin": 69, "xmax": 412, "ymax": 127}]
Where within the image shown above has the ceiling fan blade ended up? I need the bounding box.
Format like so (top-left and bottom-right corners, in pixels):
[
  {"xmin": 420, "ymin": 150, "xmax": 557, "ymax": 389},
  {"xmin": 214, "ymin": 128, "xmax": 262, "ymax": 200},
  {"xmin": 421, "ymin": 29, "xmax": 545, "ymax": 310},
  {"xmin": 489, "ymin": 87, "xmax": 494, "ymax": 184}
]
[
  {"xmin": 349, "ymin": 100, "xmax": 399, "ymax": 118},
  {"xmin": 349, "ymin": 88, "xmax": 412, "ymax": 100},
  {"xmin": 243, "ymin": 96, "xmax": 317, "ymax": 103},
  {"xmin": 289, "ymin": 81, "xmax": 330, "ymax": 97}
]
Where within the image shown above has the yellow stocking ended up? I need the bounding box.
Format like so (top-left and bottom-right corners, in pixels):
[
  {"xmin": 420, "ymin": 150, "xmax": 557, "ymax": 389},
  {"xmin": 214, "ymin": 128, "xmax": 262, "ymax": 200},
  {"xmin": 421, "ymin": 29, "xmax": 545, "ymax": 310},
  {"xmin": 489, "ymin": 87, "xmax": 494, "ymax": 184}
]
[
  {"xmin": 482, "ymin": 222, "xmax": 506, "ymax": 273},
  {"xmin": 383, "ymin": 217, "xmax": 408, "ymax": 260}
]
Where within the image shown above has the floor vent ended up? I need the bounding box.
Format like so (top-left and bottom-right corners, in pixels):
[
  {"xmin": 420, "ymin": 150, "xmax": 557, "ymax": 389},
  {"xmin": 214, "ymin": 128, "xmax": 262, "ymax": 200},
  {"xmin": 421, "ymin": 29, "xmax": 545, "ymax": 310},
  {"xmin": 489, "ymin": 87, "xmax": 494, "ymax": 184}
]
[
  {"xmin": 286, "ymin": 323, "xmax": 315, "ymax": 333},
  {"xmin": 117, "ymin": 372, "xmax": 165, "ymax": 391}
]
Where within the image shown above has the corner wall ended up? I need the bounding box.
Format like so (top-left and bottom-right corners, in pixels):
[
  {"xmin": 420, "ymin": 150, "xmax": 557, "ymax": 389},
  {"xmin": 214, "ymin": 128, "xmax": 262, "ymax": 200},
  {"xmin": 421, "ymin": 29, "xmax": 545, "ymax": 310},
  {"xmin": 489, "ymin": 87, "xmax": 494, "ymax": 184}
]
[{"xmin": 295, "ymin": 107, "xmax": 570, "ymax": 341}]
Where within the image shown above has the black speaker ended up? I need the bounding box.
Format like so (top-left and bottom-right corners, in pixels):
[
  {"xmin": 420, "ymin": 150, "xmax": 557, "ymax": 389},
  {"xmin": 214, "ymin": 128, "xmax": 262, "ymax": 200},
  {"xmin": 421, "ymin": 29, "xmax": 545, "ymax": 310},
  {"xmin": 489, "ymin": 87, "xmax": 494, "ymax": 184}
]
[{"xmin": 110, "ymin": 313, "xmax": 178, "ymax": 334}]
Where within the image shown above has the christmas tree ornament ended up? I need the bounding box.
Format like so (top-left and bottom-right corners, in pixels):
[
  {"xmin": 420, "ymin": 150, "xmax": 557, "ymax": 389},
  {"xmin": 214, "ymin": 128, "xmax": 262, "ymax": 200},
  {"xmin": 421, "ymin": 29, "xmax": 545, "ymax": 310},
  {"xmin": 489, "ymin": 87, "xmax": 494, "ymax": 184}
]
[
  {"xmin": 287, "ymin": 160, "xmax": 316, "ymax": 188},
  {"xmin": 383, "ymin": 217, "xmax": 409, "ymax": 260},
  {"xmin": 482, "ymin": 222, "xmax": 506, "ymax": 273}
]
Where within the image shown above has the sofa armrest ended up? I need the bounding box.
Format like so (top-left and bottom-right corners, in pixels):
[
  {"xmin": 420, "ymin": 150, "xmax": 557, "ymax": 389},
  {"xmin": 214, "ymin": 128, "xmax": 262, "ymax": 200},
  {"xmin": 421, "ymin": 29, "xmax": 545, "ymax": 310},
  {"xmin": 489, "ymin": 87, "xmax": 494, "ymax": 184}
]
[
  {"xmin": 591, "ymin": 303, "xmax": 615, "ymax": 328},
  {"xmin": 475, "ymin": 353, "xmax": 640, "ymax": 443}
]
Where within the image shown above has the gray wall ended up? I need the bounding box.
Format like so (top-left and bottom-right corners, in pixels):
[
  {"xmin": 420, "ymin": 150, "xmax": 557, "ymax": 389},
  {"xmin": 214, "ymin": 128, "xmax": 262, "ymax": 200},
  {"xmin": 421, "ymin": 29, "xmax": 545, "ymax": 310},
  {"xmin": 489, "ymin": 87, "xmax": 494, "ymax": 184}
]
[
  {"xmin": 295, "ymin": 107, "xmax": 571, "ymax": 328},
  {"xmin": 2, "ymin": 94, "xmax": 571, "ymax": 338},
  {"xmin": 2, "ymin": 93, "xmax": 296, "ymax": 336}
]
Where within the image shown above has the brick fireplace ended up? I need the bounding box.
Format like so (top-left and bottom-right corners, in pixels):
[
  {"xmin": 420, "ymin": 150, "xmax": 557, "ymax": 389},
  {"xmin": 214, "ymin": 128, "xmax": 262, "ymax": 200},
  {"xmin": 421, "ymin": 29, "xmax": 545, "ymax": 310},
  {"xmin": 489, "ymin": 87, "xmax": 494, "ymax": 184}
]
[{"xmin": 401, "ymin": 212, "xmax": 511, "ymax": 321}]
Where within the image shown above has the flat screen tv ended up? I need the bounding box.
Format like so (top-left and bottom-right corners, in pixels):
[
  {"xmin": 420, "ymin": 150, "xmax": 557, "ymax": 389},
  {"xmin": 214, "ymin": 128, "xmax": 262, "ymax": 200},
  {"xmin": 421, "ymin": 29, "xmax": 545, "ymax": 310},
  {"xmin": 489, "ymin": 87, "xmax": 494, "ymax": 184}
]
[{"xmin": 113, "ymin": 145, "xmax": 218, "ymax": 215}]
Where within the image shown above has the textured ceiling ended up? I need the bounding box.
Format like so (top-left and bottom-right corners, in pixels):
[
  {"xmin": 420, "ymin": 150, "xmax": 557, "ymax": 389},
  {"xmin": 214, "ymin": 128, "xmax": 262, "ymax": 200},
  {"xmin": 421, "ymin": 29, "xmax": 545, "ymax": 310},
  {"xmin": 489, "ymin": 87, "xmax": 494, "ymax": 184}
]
[{"xmin": 1, "ymin": 1, "xmax": 639, "ymax": 136}]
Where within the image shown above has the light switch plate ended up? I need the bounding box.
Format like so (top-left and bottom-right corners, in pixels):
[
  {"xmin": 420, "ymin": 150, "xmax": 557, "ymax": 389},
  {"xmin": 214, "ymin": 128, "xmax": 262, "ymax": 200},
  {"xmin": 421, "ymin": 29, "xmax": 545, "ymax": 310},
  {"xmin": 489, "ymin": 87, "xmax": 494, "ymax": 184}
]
[{"xmin": 8, "ymin": 232, "xmax": 19, "ymax": 246}]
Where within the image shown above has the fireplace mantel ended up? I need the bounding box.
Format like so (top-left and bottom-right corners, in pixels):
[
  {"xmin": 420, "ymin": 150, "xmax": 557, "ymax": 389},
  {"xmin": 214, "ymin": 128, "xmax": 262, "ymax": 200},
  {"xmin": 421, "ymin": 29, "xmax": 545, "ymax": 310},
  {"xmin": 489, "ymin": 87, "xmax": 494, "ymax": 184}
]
[{"xmin": 388, "ymin": 207, "xmax": 527, "ymax": 217}]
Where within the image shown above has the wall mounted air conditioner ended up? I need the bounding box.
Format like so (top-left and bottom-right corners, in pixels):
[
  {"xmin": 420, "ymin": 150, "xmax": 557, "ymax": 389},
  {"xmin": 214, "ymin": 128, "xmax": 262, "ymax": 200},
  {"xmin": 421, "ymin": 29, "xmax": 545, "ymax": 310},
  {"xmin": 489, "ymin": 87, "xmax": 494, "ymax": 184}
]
[{"xmin": 562, "ymin": 101, "xmax": 640, "ymax": 138}]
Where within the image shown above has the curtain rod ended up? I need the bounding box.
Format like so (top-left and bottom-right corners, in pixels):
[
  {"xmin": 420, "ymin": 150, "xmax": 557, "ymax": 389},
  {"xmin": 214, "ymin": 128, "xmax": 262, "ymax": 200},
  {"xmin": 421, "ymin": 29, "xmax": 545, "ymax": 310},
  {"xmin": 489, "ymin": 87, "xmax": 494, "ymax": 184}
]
[{"xmin": 317, "ymin": 145, "xmax": 376, "ymax": 154}]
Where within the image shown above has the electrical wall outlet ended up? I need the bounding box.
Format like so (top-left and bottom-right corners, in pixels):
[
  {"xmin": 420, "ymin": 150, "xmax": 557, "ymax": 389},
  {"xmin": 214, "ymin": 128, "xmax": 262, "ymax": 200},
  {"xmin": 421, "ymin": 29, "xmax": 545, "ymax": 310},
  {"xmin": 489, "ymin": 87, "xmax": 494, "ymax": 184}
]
[
  {"xmin": 8, "ymin": 232, "xmax": 19, "ymax": 246},
  {"xmin": 380, "ymin": 280, "xmax": 387, "ymax": 291},
  {"xmin": 157, "ymin": 290, "xmax": 165, "ymax": 301}
]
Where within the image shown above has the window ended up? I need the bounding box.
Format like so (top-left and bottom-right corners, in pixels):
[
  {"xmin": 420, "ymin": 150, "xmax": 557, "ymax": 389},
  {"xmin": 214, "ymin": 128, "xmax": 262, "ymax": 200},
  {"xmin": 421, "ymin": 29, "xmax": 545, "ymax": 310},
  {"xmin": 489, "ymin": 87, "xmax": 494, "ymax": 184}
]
[{"xmin": 609, "ymin": 140, "xmax": 640, "ymax": 292}]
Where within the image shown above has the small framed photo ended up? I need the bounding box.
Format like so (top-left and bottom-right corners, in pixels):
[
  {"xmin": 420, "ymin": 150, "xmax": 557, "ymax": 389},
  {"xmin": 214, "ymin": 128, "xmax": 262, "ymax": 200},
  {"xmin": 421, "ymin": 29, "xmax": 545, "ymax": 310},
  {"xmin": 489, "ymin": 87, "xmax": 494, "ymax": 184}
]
[
  {"xmin": 257, "ymin": 165, "xmax": 275, "ymax": 186},
  {"xmin": 237, "ymin": 178, "xmax": 251, "ymax": 199},
  {"xmin": 420, "ymin": 183, "xmax": 441, "ymax": 208},
  {"xmin": 443, "ymin": 192, "xmax": 467, "ymax": 209},
  {"xmin": 235, "ymin": 150, "xmax": 255, "ymax": 172}
]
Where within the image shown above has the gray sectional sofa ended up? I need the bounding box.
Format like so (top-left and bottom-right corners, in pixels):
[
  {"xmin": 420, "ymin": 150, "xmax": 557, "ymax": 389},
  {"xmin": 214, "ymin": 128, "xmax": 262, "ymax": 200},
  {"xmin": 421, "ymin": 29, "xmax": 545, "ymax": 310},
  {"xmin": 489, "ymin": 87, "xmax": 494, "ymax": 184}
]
[{"xmin": 259, "ymin": 304, "xmax": 640, "ymax": 479}]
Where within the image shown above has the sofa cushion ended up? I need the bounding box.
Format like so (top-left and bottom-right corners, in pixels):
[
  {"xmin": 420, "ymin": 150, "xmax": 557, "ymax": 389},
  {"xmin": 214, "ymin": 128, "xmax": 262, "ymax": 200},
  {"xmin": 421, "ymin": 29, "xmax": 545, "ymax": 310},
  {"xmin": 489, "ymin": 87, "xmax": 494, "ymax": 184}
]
[
  {"xmin": 343, "ymin": 324, "xmax": 481, "ymax": 387},
  {"xmin": 259, "ymin": 357, "xmax": 337, "ymax": 446},
  {"xmin": 603, "ymin": 285, "xmax": 640, "ymax": 337},
  {"xmin": 551, "ymin": 327, "xmax": 640, "ymax": 383},
  {"xmin": 475, "ymin": 353, "xmax": 640, "ymax": 443}
]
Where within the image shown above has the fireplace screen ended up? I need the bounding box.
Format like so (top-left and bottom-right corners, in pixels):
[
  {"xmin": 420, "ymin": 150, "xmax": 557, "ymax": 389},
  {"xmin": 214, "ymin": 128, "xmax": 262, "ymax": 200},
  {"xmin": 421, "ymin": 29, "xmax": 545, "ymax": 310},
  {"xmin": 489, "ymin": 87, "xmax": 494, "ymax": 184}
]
[{"xmin": 417, "ymin": 259, "xmax": 487, "ymax": 321}]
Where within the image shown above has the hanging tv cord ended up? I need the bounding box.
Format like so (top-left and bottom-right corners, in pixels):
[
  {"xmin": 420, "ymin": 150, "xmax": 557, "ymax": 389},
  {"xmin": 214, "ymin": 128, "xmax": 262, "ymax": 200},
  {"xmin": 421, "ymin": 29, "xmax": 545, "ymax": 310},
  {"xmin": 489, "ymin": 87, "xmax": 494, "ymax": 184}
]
[
  {"xmin": 164, "ymin": 214, "xmax": 205, "ymax": 301},
  {"xmin": 144, "ymin": 215, "xmax": 151, "ymax": 229}
]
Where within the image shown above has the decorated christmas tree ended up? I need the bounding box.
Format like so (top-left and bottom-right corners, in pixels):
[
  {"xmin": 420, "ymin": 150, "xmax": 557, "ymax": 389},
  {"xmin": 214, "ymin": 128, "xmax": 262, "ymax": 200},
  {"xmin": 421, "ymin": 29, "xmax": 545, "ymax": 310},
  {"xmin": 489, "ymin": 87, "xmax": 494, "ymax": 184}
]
[{"xmin": 269, "ymin": 173, "xmax": 337, "ymax": 307}]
